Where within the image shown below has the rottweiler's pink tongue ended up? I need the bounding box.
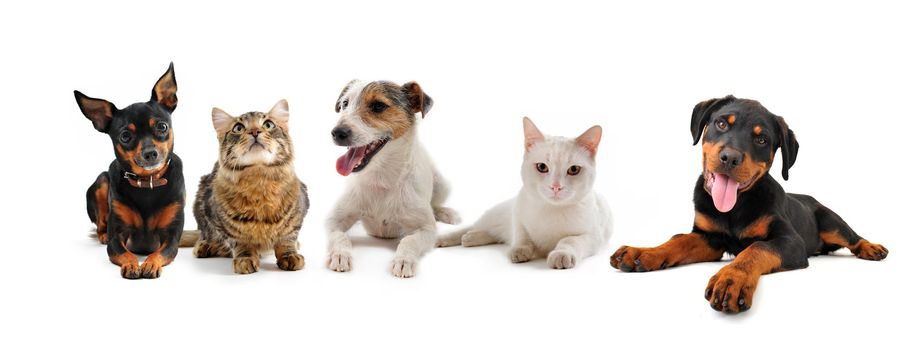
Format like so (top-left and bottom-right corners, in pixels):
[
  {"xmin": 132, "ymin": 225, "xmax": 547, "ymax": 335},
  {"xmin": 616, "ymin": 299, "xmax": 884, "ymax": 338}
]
[
  {"xmin": 336, "ymin": 146, "xmax": 366, "ymax": 176},
  {"xmin": 712, "ymin": 173, "xmax": 739, "ymax": 213}
]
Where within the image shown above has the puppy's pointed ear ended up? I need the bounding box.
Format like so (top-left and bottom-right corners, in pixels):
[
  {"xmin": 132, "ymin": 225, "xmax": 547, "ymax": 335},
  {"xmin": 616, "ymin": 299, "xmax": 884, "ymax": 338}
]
[
  {"xmin": 576, "ymin": 125, "xmax": 602, "ymax": 158},
  {"xmin": 691, "ymin": 95, "xmax": 735, "ymax": 145},
  {"xmin": 268, "ymin": 99, "xmax": 289, "ymax": 128},
  {"xmin": 523, "ymin": 117, "xmax": 545, "ymax": 152},
  {"xmin": 403, "ymin": 81, "xmax": 433, "ymax": 118},
  {"xmin": 74, "ymin": 90, "xmax": 116, "ymax": 132},
  {"xmin": 335, "ymin": 79, "xmax": 358, "ymax": 113},
  {"xmin": 151, "ymin": 62, "xmax": 178, "ymax": 112},
  {"xmin": 212, "ymin": 107, "xmax": 234, "ymax": 136},
  {"xmin": 775, "ymin": 116, "xmax": 799, "ymax": 180}
]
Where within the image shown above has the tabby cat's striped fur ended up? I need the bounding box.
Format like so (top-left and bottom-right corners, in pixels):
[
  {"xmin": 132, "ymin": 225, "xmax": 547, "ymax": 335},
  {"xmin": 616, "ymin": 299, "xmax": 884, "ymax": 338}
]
[{"xmin": 192, "ymin": 100, "xmax": 309, "ymax": 274}]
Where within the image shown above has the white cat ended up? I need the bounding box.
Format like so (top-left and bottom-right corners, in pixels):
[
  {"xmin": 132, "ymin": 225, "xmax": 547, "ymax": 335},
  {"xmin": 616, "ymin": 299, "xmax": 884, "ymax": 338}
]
[{"xmin": 437, "ymin": 117, "xmax": 612, "ymax": 269}]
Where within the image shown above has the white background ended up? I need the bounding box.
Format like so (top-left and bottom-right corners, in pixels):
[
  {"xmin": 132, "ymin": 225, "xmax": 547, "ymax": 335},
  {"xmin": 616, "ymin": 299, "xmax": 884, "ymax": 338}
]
[{"xmin": 2, "ymin": 1, "xmax": 915, "ymax": 348}]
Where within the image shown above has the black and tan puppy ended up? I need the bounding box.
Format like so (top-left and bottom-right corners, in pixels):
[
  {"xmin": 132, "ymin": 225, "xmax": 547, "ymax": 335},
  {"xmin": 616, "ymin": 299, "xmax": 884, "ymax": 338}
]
[
  {"xmin": 611, "ymin": 95, "xmax": 888, "ymax": 313},
  {"xmin": 77, "ymin": 63, "xmax": 186, "ymax": 279}
]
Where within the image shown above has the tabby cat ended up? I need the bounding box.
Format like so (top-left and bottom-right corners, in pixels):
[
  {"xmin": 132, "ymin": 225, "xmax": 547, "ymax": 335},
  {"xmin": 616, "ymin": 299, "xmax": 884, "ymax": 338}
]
[{"xmin": 191, "ymin": 99, "xmax": 309, "ymax": 274}]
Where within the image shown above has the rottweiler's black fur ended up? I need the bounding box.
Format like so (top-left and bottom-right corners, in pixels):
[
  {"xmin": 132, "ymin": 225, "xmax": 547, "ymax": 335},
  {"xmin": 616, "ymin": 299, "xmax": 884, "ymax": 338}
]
[
  {"xmin": 77, "ymin": 63, "xmax": 185, "ymax": 279},
  {"xmin": 611, "ymin": 95, "xmax": 888, "ymax": 313}
]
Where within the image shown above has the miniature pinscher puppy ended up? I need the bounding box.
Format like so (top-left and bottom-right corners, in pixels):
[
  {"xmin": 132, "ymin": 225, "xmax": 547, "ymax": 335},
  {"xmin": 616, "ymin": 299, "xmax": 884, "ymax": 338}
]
[{"xmin": 76, "ymin": 63, "xmax": 186, "ymax": 279}]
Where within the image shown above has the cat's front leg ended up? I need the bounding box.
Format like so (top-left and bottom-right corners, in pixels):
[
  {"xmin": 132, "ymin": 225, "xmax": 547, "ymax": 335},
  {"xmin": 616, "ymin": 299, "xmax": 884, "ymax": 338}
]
[
  {"xmin": 274, "ymin": 235, "xmax": 304, "ymax": 271},
  {"xmin": 326, "ymin": 211, "xmax": 358, "ymax": 272},
  {"xmin": 232, "ymin": 241, "xmax": 261, "ymax": 275},
  {"xmin": 548, "ymin": 234, "xmax": 602, "ymax": 269},
  {"xmin": 509, "ymin": 221, "xmax": 537, "ymax": 263}
]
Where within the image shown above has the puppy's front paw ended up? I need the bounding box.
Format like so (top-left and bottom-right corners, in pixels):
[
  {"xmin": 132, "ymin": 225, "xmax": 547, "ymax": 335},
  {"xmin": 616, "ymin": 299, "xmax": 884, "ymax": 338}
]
[
  {"xmin": 326, "ymin": 251, "xmax": 352, "ymax": 272},
  {"xmin": 277, "ymin": 253, "xmax": 305, "ymax": 271},
  {"xmin": 434, "ymin": 207, "xmax": 461, "ymax": 225},
  {"xmin": 705, "ymin": 266, "xmax": 757, "ymax": 314},
  {"xmin": 233, "ymin": 256, "xmax": 260, "ymax": 274},
  {"xmin": 97, "ymin": 233, "xmax": 109, "ymax": 245},
  {"xmin": 140, "ymin": 259, "xmax": 164, "ymax": 279},
  {"xmin": 854, "ymin": 242, "xmax": 888, "ymax": 261},
  {"xmin": 548, "ymin": 249, "xmax": 577, "ymax": 269},
  {"xmin": 120, "ymin": 264, "xmax": 141, "ymax": 280},
  {"xmin": 390, "ymin": 256, "xmax": 417, "ymax": 278},
  {"xmin": 610, "ymin": 246, "xmax": 667, "ymax": 272},
  {"xmin": 510, "ymin": 245, "xmax": 535, "ymax": 263}
]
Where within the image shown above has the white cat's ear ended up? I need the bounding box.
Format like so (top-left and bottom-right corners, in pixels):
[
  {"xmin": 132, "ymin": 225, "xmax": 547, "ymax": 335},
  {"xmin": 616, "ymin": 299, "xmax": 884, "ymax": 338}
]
[
  {"xmin": 576, "ymin": 125, "xmax": 602, "ymax": 157},
  {"xmin": 523, "ymin": 117, "xmax": 545, "ymax": 152},
  {"xmin": 212, "ymin": 107, "xmax": 235, "ymax": 135}
]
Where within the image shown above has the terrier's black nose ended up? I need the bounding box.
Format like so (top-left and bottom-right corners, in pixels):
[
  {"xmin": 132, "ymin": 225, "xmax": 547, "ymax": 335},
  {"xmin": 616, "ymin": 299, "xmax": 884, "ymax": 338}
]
[
  {"xmin": 142, "ymin": 149, "xmax": 159, "ymax": 162},
  {"xmin": 332, "ymin": 127, "xmax": 352, "ymax": 144},
  {"xmin": 719, "ymin": 148, "xmax": 744, "ymax": 169}
]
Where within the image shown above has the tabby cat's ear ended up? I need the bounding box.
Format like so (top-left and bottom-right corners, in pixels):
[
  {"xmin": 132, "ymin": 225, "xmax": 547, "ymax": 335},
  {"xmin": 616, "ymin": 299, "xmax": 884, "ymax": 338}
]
[
  {"xmin": 575, "ymin": 125, "xmax": 602, "ymax": 158},
  {"xmin": 212, "ymin": 107, "xmax": 235, "ymax": 136},
  {"xmin": 522, "ymin": 117, "xmax": 545, "ymax": 152},
  {"xmin": 268, "ymin": 99, "xmax": 289, "ymax": 129}
]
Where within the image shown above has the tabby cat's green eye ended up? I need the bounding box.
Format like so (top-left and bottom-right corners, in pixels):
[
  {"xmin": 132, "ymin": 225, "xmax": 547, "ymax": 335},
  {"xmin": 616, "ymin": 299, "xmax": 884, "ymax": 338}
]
[
  {"xmin": 264, "ymin": 120, "xmax": 275, "ymax": 129},
  {"xmin": 232, "ymin": 123, "xmax": 245, "ymax": 134}
]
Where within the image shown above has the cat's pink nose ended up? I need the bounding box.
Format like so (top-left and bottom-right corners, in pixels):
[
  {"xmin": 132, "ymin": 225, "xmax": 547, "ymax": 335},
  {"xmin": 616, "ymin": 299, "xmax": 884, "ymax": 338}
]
[
  {"xmin": 249, "ymin": 130, "xmax": 260, "ymax": 137},
  {"xmin": 551, "ymin": 183, "xmax": 563, "ymax": 193}
]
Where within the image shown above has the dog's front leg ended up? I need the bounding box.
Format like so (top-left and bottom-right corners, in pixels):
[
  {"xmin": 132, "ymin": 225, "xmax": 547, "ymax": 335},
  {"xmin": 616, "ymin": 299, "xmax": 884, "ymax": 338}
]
[
  {"xmin": 391, "ymin": 222, "xmax": 436, "ymax": 278},
  {"xmin": 705, "ymin": 229, "xmax": 808, "ymax": 313},
  {"xmin": 326, "ymin": 211, "xmax": 358, "ymax": 272}
]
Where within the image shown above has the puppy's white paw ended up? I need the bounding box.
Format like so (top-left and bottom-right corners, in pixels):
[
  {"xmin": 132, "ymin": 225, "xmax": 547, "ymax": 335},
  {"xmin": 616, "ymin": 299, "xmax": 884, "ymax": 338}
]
[
  {"xmin": 547, "ymin": 249, "xmax": 577, "ymax": 269},
  {"xmin": 434, "ymin": 207, "xmax": 461, "ymax": 225},
  {"xmin": 390, "ymin": 256, "xmax": 417, "ymax": 278},
  {"xmin": 510, "ymin": 245, "xmax": 535, "ymax": 263},
  {"xmin": 326, "ymin": 250, "xmax": 352, "ymax": 272}
]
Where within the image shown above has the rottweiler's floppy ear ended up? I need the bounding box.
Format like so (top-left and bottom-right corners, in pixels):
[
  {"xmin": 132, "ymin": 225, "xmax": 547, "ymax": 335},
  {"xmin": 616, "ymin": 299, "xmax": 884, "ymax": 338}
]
[
  {"xmin": 403, "ymin": 81, "xmax": 433, "ymax": 118},
  {"xmin": 691, "ymin": 95, "xmax": 735, "ymax": 145},
  {"xmin": 335, "ymin": 79, "xmax": 358, "ymax": 113},
  {"xmin": 151, "ymin": 62, "xmax": 178, "ymax": 112},
  {"xmin": 775, "ymin": 116, "xmax": 799, "ymax": 180},
  {"xmin": 74, "ymin": 90, "xmax": 116, "ymax": 132}
]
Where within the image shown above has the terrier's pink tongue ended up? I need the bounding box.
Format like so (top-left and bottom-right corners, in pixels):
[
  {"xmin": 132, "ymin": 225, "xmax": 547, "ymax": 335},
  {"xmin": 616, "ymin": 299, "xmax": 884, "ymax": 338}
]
[
  {"xmin": 335, "ymin": 147, "xmax": 365, "ymax": 176},
  {"xmin": 712, "ymin": 173, "xmax": 739, "ymax": 213}
]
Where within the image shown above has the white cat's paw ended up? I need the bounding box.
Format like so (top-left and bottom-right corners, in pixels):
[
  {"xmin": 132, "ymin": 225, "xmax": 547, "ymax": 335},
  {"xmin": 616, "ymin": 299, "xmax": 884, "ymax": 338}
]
[
  {"xmin": 390, "ymin": 256, "xmax": 417, "ymax": 278},
  {"xmin": 326, "ymin": 250, "xmax": 352, "ymax": 272},
  {"xmin": 510, "ymin": 245, "xmax": 535, "ymax": 263},
  {"xmin": 548, "ymin": 249, "xmax": 578, "ymax": 269},
  {"xmin": 434, "ymin": 207, "xmax": 461, "ymax": 225}
]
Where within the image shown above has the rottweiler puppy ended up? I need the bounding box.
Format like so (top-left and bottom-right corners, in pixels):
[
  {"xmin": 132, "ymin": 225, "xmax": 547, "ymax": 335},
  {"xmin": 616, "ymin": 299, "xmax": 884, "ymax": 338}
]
[
  {"xmin": 76, "ymin": 63, "xmax": 186, "ymax": 279},
  {"xmin": 611, "ymin": 95, "xmax": 888, "ymax": 313}
]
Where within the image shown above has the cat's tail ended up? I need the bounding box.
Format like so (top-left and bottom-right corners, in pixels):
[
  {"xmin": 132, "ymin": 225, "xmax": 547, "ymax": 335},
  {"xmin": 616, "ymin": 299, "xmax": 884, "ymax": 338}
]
[{"xmin": 179, "ymin": 230, "xmax": 201, "ymax": 248}]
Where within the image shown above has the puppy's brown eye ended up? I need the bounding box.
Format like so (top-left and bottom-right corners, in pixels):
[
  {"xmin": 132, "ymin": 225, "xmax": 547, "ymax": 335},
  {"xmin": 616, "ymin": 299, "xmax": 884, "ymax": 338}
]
[
  {"xmin": 716, "ymin": 120, "xmax": 728, "ymax": 130},
  {"xmin": 370, "ymin": 101, "xmax": 388, "ymax": 113},
  {"xmin": 755, "ymin": 136, "xmax": 767, "ymax": 145},
  {"xmin": 155, "ymin": 122, "xmax": 168, "ymax": 134},
  {"xmin": 536, "ymin": 163, "xmax": 549, "ymax": 173},
  {"xmin": 342, "ymin": 99, "xmax": 349, "ymax": 108},
  {"xmin": 567, "ymin": 165, "xmax": 581, "ymax": 176},
  {"xmin": 232, "ymin": 123, "xmax": 245, "ymax": 134},
  {"xmin": 119, "ymin": 130, "xmax": 133, "ymax": 144},
  {"xmin": 264, "ymin": 120, "xmax": 275, "ymax": 129}
]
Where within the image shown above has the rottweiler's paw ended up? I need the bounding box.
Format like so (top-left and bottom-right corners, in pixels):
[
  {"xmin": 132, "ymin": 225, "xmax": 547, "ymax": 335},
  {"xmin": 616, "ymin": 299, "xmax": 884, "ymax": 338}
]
[
  {"xmin": 390, "ymin": 256, "xmax": 417, "ymax": 278},
  {"xmin": 233, "ymin": 256, "xmax": 260, "ymax": 274},
  {"xmin": 510, "ymin": 245, "xmax": 535, "ymax": 263},
  {"xmin": 277, "ymin": 253, "xmax": 305, "ymax": 271},
  {"xmin": 140, "ymin": 259, "xmax": 163, "ymax": 279},
  {"xmin": 705, "ymin": 266, "xmax": 757, "ymax": 314},
  {"xmin": 610, "ymin": 246, "xmax": 668, "ymax": 272},
  {"xmin": 854, "ymin": 242, "xmax": 888, "ymax": 261},
  {"xmin": 547, "ymin": 249, "xmax": 577, "ymax": 269},
  {"xmin": 97, "ymin": 233, "xmax": 109, "ymax": 245},
  {"xmin": 120, "ymin": 264, "xmax": 141, "ymax": 280}
]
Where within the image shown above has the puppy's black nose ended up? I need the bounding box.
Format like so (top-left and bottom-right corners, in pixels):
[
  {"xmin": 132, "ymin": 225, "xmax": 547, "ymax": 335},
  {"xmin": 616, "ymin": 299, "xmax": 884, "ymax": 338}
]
[
  {"xmin": 331, "ymin": 127, "xmax": 351, "ymax": 144},
  {"xmin": 719, "ymin": 148, "xmax": 743, "ymax": 169},
  {"xmin": 143, "ymin": 149, "xmax": 159, "ymax": 162}
]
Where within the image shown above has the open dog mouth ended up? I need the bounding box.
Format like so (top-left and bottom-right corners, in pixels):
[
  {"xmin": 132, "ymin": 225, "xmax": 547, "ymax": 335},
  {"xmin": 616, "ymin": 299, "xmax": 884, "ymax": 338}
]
[
  {"xmin": 336, "ymin": 137, "xmax": 389, "ymax": 176},
  {"xmin": 703, "ymin": 169, "xmax": 756, "ymax": 213}
]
